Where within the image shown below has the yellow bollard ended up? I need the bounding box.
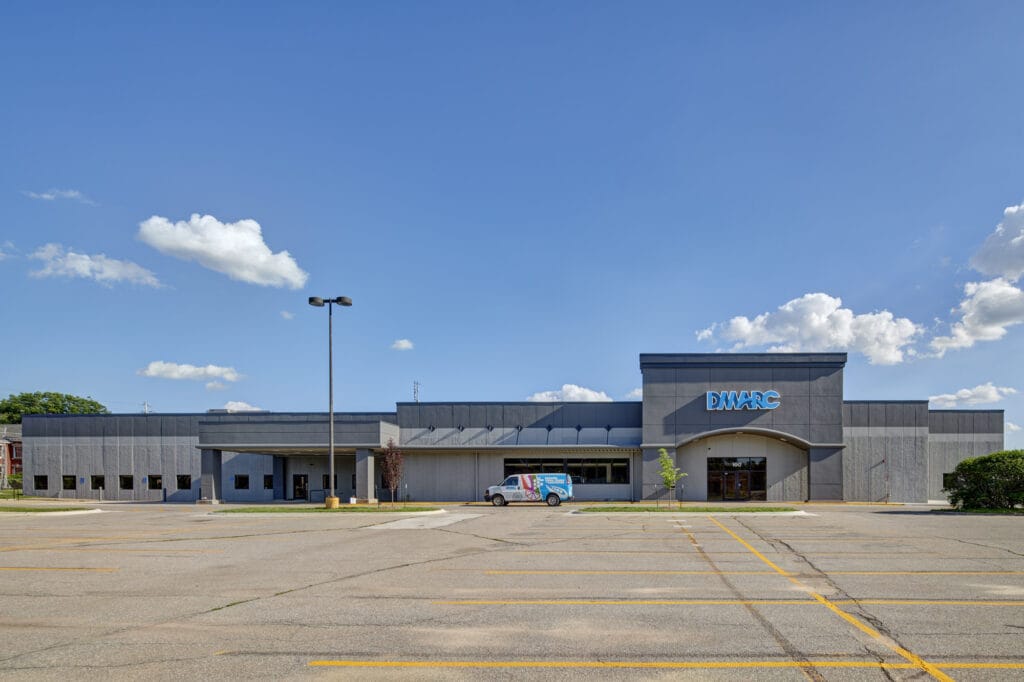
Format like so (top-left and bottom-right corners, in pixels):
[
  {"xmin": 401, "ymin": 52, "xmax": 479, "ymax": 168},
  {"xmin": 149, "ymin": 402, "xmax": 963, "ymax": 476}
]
[{"xmin": 325, "ymin": 496, "xmax": 340, "ymax": 509}]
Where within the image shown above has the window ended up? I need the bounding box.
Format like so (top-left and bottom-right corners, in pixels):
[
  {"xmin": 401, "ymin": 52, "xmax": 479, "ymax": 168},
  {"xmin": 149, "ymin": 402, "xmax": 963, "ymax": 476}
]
[
  {"xmin": 34, "ymin": 475, "xmax": 47, "ymax": 489},
  {"xmin": 942, "ymin": 473, "xmax": 957, "ymax": 490},
  {"xmin": 148, "ymin": 475, "xmax": 163, "ymax": 490},
  {"xmin": 321, "ymin": 474, "xmax": 337, "ymax": 490},
  {"xmin": 503, "ymin": 457, "xmax": 630, "ymax": 484},
  {"xmin": 119, "ymin": 475, "xmax": 134, "ymax": 490},
  {"xmin": 234, "ymin": 474, "xmax": 249, "ymax": 490},
  {"xmin": 263, "ymin": 474, "xmax": 274, "ymax": 490},
  {"xmin": 177, "ymin": 475, "xmax": 192, "ymax": 490},
  {"xmin": 91, "ymin": 475, "xmax": 105, "ymax": 490},
  {"xmin": 62, "ymin": 475, "xmax": 76, "ymax": 491}
]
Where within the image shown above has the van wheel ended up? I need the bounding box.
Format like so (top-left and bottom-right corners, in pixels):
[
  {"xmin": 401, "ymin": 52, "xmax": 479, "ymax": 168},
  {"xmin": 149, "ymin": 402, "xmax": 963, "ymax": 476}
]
[
  {"xmin": 491, "ymin": 495, "xmax": 505, "ymax": 506},
  {"xmin": 546, "ymin": 493, "xmax": 560, "ymax": 507}
]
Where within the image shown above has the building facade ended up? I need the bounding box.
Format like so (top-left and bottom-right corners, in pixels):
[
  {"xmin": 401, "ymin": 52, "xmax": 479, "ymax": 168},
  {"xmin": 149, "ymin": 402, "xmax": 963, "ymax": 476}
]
[{"xmin": 22, "ymin": 353, "xmax": 1004, "ymax": 503}]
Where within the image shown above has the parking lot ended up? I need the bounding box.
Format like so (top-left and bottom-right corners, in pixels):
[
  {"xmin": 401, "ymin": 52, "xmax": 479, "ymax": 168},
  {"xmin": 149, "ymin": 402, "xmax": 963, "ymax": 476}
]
[{"xmin": 0, "ymin": 502, "xmax": 1022, "ymax": 680}]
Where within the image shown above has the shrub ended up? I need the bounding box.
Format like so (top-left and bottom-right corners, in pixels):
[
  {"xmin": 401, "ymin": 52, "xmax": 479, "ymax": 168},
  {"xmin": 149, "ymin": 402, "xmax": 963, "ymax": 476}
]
[{"xmin": 943, "ymin": 450, "xmax": 1024, "ymax": 510}]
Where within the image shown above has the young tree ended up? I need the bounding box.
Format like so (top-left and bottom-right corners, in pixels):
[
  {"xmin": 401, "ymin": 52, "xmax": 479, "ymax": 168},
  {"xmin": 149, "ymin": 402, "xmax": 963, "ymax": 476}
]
[
  {"xmin": 381, "ymin": 438, "xmax": 404, "ymax": 505},
  {"xmin": 1, "ymin": 392, "xmax": 109, "ymax": 424},
  {"xmin": 657, "ymin": 447, "xmax": 687, "ymax": 507}
]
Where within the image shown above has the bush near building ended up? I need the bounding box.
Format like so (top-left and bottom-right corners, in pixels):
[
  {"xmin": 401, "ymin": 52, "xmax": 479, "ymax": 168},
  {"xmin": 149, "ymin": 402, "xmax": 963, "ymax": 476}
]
[{"xmin": 943, "ymin": 450, "xmax": 1024, "ymax": 510}]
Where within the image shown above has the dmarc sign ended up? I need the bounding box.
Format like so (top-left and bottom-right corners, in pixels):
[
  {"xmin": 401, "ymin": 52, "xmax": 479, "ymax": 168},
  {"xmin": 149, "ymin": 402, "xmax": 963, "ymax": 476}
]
[{"xmin": 706, "ymin": 390, "xmax": 781, "ymax": 411}]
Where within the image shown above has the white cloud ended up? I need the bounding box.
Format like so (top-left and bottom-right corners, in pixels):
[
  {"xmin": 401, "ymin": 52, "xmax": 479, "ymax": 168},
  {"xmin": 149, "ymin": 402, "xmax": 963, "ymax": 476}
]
[
  {"xmin": 0, "ymin": 241, "xmax": 12, "ymax": 260},
  {"xmin": 697, "ymin": 292, "xmax": 921, "ymax": 365},
  {"xmin": 280, "ymin": 311, "xmax": 294, "ymax": 320},
  {"xmin": 929, "ymin": 278, "xmax": 1024, "ymax": 355},
  {"xmin": 138, "ymin": 213, "xmax": 308, "ymax": 289},
  {"xmin": 22, "ymin": 188, "xmax": 96, "ymax": 205},
  {"xmin": 527, "ymin": 384, "xmax": 613, "ymax": 402},
  {"xmin": 391, "ymin": 339, "xmax": 414, "ymax": 351},
  {"xmin": 625, "ymin": 388, "xmax": 643, "ymax": 399},
  {"xmin": 970, "ymin": 201, "xmax": 1024, "ymax": 282},
  {"xmin": 205, "ymin": 381, "xmax": 227, "ymax": 391},
  {"xmin": 29, "ymin": 243, "xmax": 161, "ymax": 287},
  {"xmin": 1006, "ymin": 422, "xmax": 1021, "ymax": 433},
  {"xmin": 139, "ymin": 361, "xmax": 242, "ymax": 383},
  {"xmin": 224, "ymin": 401, "xmax": 262, "ymax": 412},
  {"xmin": 928, "ymin": 382, "xmax": 1017, "ymax": 409}
]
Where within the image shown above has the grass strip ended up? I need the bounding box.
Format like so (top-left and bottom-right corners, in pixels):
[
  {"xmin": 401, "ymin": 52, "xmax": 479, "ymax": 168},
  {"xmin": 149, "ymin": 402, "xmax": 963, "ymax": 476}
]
[
  {"xmin": 0, "ymin": 505, "xmax": 92, "ymax": 513},
  {"xmin": 217, "ymin": 506, "xmax": 440, "ymax": 514},
  {"xmin": 937, "ymin": 508, "xmax": 1024, "ymax": 515},
  {"xmin": 580, "ymin": 506, "xmax": 797, "ymax": 513}
]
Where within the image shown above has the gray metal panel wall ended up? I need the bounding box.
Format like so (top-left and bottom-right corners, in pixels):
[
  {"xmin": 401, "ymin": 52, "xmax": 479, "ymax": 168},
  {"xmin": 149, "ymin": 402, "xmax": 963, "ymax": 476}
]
[
  {"xmin": 398, "ymin": 402, "xmax": 642, "ymax": 448},
  {"xmin": 640, "ymin": 354, "xmax": 846, "ymax": 448},
  {"xmin": 842, "ymin": 402, "xmax": 930, "ymax": 502},
  {"xmin": 926, "ymin": 410, "xmax": 1004, "ymax": 501}
]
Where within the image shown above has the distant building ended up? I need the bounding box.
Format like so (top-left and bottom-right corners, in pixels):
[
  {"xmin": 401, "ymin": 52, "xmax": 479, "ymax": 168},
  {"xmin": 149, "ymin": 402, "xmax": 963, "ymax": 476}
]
[
  {"xmin": 1, "ymin": 424, "xmax": 23, "ymax": 484},
  {"xmin": 22, "ymin": 353, "xmax": 1003, "ymax": 504}
]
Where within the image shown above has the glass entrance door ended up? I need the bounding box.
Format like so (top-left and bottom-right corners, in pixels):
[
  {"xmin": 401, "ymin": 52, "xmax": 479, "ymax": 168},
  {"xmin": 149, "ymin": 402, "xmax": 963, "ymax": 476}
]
[
  {"xmin": 707, "ymin": 458, "xmax": 767, "ymax": 501},
  {"xmin": 293, "ymin": 474, "xmax": 308, "ymax": 500}
]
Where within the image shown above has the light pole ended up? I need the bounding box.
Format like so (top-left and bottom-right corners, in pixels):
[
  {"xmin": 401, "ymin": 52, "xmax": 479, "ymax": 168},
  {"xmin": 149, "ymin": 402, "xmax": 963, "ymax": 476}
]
[{"xmin": 308, "ymin": 295, "xmax": 352, "ymax": 509}]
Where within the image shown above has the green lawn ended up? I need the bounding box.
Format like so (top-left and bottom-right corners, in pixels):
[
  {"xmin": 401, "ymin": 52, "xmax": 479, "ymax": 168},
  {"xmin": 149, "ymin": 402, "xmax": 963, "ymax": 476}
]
[
  {"xmin": 579, "ymin": 506, "xmax": 797, "ymax": 513},
  {"xmin": 217, "ymin": 505, "xmax": 441, "ymax": 514},
  {"xmin": 0, "ymin": 505, "xmax": 92, "ymax": 513},
  {"xmin": 938, "ymin": 507, "xmax": 1024, "ymax": 515}
]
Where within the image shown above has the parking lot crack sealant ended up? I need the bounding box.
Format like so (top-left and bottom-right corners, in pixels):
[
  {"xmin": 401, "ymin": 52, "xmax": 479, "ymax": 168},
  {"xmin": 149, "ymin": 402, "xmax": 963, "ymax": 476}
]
[{"xmin": 712, "ymin": 516, "xmax": 953, "ymax": 682}]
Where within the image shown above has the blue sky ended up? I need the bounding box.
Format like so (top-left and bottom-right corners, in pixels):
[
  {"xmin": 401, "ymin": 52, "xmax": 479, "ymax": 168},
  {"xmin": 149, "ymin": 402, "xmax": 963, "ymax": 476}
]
[{"xmin": 1, "ymin": 2, "xmax": 1022, "ymax": 447}]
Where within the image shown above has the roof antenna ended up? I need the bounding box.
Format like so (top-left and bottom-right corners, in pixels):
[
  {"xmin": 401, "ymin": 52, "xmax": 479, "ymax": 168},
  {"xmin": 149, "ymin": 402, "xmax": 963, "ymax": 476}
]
[
  {"xmin": 413, "ymin": 381, "xmax": 420, "ymax": 403},
  {"xmin": 142, "ymin": 401, "xmax": 151, "ymax": 414}
]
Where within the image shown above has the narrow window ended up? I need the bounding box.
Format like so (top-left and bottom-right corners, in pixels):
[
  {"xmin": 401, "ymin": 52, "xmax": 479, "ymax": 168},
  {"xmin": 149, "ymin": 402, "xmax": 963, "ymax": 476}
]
[
  {"xmin": 263, "ymin": 474, "xmax": 273, "ymax": 490},
  {"xmin": 322, "ymin": 474, "xmax": 337, "ymax": 490},
  {"xmin": 62, "ymin": 475, "xmax": 76, "ymax": 490},
  {"xmin": 234, "ymin": 474, "xmax": 249, "ymax": 490},
  {"xmin": 148, "ymin": 475, "xmax": 163, "ymax": 490},
  {"xmin": 177, "ymin": 475, "xmax": 191, "ymax": 490},
  {"xmin": 34, "ymin": 475, "xmax": 48, "ymax": 489},
  {"xmin": 119, "ymin": 475, "xmax": 134, "ymax": 490},
  {"xmin": 91, "ymin": 475, "xmax": 105, "ymax": 490}
]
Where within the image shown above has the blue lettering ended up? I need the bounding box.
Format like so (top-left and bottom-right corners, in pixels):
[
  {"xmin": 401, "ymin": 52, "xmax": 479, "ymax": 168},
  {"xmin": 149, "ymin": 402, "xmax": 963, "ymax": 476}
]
[{"xmin": 705, "ymin": 390, "xmax": 782, "ymax": 411}]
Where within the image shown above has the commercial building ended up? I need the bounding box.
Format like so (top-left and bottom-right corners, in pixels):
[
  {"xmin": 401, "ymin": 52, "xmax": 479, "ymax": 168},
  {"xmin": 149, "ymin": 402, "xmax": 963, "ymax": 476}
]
[{"xmin": 22, "ymin": 353, "xmax": 1004, "ymax": 503}]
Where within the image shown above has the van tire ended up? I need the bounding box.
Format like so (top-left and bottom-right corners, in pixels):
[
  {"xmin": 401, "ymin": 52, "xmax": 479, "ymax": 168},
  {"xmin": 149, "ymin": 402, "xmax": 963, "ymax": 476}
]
[
  {"xmin": 546, "ymin": 493, "xmax": 560, "ymax": 507},
  {"xmin": 491, "ymin": 495, "xmax": 506, "ymax": 506}
]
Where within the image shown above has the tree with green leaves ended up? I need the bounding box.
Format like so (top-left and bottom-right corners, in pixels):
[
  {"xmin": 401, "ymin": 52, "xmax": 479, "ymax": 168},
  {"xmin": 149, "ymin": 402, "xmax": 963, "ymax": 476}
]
[
  {"xmin": 0, "ymin": 392, "xmax": 109, "ymax": 424},
  {"xmin": 380, "ymin": 438, "xmax": 404, "ymax": 505},
  {"xmin": 657, "ymin": 447, "xmax": 687, "ymax": 507}
]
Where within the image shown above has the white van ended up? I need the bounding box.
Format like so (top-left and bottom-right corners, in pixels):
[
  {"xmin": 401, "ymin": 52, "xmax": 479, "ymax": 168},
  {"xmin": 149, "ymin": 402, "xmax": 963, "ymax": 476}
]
[{"xmin": 484, "ymin": 473, "xmax": 574, "ymax": 506}]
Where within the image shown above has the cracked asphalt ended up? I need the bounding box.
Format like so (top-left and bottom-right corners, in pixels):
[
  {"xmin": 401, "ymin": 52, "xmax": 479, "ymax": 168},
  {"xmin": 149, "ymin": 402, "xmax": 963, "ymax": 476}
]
[{"xmin": 0, "ymin": 503, "xmax": 1022, "ymax": 681}]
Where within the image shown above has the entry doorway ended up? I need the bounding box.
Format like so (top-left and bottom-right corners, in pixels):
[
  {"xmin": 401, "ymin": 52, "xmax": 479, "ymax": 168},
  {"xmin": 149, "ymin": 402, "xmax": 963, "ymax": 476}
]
[
  {"xmin": 707, "ymin": 457, "xmax": 766, "ymax": 501},
  {"xmin": 293, "ymin": 474, "xmax": 308, "ymax": 500}
]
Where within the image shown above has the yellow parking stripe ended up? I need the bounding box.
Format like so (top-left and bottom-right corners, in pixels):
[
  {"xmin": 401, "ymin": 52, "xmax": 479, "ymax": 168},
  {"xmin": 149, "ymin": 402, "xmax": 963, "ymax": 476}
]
[
  {"xmin": 832, "ymin": 600, "xmax": 1024, "ymax": 606},
  {"xmin": 309, "ymin": 660, "xmax": 1024, "ymax": 670},
  {"xmin": 481, "ymin": 565, "xmax": 774, "ymax": 569},
  {"xmin": 435, "ymin": 599, "xmax": 818, "ymax": 605},
  {"xmin": 707, "ymin": 517, "xmax": 953, "ymax": 682},
  {"xmin": 311, "ymin": 660, "xmax": 915, "ymax": 669}
]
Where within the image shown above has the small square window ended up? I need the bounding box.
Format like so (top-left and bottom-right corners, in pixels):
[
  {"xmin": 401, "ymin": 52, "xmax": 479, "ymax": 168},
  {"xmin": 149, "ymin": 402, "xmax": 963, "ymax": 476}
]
[
  {"xmin": 942, "ymin": 472, "xmax": 957, "ymax": 490},
  {"xmin": 62, "ymin": 475, "xmax": 76, "ymax": 491},
  {"xmin": 263, "ymin": 474, "xmax": 273, "ymax": 490},
  {"xmin": 148, "ymin": 475, "xmax": 163, "ymax": 490},
  {"xmin": 91, "ymin": 475, "xmax": 105, "ymax": 490},
  {"xmin": 234, "ymin": 474, "xmax": 249, "ymax": 490},
  {"xmin": 34, "ymin": 475, "xmax": 48, "ymax": 490},
  {"xmin": 177, "ymin": 475, "xmax": 191, "ymax": 490},
  {"xmin": 119, "ymin": 475, "xmax": 134, "ymax": 490}
]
